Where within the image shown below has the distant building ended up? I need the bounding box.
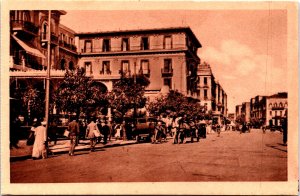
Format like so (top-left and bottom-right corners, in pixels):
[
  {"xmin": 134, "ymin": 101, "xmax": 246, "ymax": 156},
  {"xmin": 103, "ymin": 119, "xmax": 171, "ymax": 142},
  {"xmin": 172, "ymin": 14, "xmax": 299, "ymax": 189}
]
[
  {"xmin": 241, "ymin": 102, "xmax": 250, "ymax": 123},
  {"xmin": 235, "ymin": 105, "xmax": 242, "ymax": 120},
  {"xmin": 250, "ymin": 95, "xmax": 267, "ymax": 125},
  {"xmin": 227, "ymin": 113, "xmax": 235, "ymax": 122},
  {"xmin": 266, "ymin": 92, "xmax": 288, "ymax": 126},
  {"xmin": 196, "ymin": 62, "xmax": 227, "ymax": 123}
]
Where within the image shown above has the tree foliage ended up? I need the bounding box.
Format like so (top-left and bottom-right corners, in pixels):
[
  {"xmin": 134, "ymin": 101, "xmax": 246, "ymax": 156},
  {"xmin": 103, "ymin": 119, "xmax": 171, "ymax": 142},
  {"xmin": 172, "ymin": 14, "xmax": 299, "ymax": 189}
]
[
  {"xmin": 148, "ymin": 90, "xmax": 206, "ymax": 119},
  {"xmin": 54, "ymin": 68, "xmax": 108, "ymax": 118},
  {"xmin": 109, "ymin": 74, "xmax": 150, "ymax": 118},
  {"xmin": 22, "ymin": 87, "xmax": 45, "ymax": 119}
]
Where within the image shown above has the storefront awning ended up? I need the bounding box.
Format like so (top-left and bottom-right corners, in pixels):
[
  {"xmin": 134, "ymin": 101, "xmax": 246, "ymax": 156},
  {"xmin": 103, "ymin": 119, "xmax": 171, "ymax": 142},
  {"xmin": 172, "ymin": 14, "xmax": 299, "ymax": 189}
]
[{"xmin": 12, "ymin": 34, "xmax": 46, "ymax": 59}]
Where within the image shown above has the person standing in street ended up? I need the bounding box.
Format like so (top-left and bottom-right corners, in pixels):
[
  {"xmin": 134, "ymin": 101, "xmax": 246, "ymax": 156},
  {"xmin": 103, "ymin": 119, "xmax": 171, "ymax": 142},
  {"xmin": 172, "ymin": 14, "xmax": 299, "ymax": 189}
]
[
  {"xmin": 101, "ymin": 120, "xmax": 109, "ymax": 144},
  {"xmin": 68, "ymin": 117, "xmax": 79, "ymax": 156},
  {"xmin": 32, "ymin": 119, "xmax": 47, "ymax": 159},
  {"xmin": 282, "ymin": 110, "xmax": 288, "ymax": 145},
  {"xmin": 86, "ymin": 118, "xmax": 99, "ymax": 152}
]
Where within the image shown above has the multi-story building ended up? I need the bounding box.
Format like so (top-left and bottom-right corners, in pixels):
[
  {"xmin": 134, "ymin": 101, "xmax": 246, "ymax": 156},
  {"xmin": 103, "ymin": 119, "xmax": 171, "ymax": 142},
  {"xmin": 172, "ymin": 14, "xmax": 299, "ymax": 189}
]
[
  {"xmin": 250, "ymin": 95, "xmax": 267, "ymax": 124},
  {"xmin": 235, "ymin": 105, "xmax": 242, "ymax": 120},
  {"xmin": 9, "ymin": 10, "xmax": 78, "ymax": 94},
  {"xmin": 241, "ymin": 102, "xmax": 250, "ymax": 123},
  {"xmin": 196, "ymin": 62, "xmax": 227, "ymax": 123},
  {"xmin": 9, "ymin": 10, "xmax": 205, "ymax": 119},
  {"xmin": 75, "ymin": 27, "xmax": 201, "ymax": 100},
  {"xmin": 266, "ymin": 92, "xmax": 288, "ymax": 126},
  {"xmin": 240, "ymin": 92, "xmax": 287, "ymax": 126}
]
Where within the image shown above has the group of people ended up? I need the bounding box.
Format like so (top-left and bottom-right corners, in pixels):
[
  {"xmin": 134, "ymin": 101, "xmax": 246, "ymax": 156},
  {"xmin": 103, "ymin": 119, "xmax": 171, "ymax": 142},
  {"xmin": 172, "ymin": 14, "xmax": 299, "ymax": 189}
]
[{"xmin": 26, "ymin": 115, "xmax": 236, "ymax": 159}]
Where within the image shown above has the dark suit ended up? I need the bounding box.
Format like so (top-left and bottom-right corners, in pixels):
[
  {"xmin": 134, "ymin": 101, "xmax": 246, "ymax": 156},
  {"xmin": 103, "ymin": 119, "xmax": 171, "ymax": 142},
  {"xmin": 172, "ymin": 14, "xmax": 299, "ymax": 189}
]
[{"xmin": 68, "ymin": 120, "xmax": 79, "ymax": 155}]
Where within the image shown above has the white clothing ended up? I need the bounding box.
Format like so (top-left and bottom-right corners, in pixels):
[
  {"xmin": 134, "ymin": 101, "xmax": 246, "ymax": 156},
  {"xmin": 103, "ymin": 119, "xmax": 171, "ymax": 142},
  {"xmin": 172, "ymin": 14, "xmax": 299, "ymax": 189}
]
[{"xmin": 32, "ymin": 125, "xmax": 47, "ymax": 158}]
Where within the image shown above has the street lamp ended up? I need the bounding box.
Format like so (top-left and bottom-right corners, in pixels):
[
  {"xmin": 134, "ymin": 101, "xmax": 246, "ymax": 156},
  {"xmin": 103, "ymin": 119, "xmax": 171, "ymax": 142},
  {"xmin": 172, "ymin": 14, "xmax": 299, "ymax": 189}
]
[{"xmin": 45, "ymin": 10, "xmax": 51, "ymax": 140}]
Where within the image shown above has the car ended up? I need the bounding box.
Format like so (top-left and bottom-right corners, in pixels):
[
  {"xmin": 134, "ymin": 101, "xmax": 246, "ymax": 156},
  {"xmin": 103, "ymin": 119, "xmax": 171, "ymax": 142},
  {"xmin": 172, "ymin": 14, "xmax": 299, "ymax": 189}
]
[{"xmin": 132, "ymin": 117, "xmax": 157, "ymax": 142}]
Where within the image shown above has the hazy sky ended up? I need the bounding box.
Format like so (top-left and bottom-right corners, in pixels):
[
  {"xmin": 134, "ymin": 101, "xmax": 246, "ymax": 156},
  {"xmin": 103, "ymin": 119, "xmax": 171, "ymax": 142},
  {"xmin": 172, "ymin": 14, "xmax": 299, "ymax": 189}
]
[{"xmin": 61, "ymin": 9, "xmax": 287, "ymax": 113}]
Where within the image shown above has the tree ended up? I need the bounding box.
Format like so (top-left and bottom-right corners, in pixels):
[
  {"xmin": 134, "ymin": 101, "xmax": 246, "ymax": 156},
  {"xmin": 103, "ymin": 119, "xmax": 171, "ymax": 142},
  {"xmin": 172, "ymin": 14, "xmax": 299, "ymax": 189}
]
[
  {"xmin": 54, "ymin": 68, "xmax": 108, "ymax": 119},
  {"xmin": 148, "ymin": 90, "xmax": 205, "ymax": 119},
  {"xmin": 109, "ymin": 73, "xmax": 150, "ymax": 119},
  {"xmin": 22, "ymin": 87, "xmax": 45, "ymax": 120}
]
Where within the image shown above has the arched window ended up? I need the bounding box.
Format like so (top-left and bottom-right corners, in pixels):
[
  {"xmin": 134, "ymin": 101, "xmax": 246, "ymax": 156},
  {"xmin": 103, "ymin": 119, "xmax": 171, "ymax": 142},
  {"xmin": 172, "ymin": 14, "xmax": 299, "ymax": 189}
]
[
  {"xmin": 279, "ymin": 102, "xmax": 283, "ymax": 108},
  {"xmin": 69, "ymin": 61, "xmax": 74, "ymax": 70},
  {"xmin": 269, "ymin": 103, "xmax": 272, "ymax": 108},
  {"xmin": 42, "ymin": 21, "xmax": 48, "ymax": 40},
  {"xmin": 274, "ymin": 103, "xmax": 277, "ymax": 107}
]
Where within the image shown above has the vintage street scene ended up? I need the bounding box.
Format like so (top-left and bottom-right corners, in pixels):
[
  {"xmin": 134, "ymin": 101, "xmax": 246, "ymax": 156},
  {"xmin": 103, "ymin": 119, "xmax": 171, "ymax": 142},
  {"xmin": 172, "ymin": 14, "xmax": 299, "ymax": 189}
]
[{"xmin": 8, "ymin": 8, "xmax": 289, "ymax": 184}]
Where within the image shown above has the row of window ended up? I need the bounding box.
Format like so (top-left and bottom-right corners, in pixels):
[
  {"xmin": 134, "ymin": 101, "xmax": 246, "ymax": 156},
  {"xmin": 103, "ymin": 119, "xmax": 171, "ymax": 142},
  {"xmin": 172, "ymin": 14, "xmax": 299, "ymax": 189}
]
[
  {"xmin": 268, "ymin": 102, "xmax": 287, "ymax": 108},
  {"xmin": 83, "ymin": 35, "xmax": 173, "ymax": 53},
  {"xmin": 83, "ymin": 59, "xmax": 173, "ymax": 75},
  {"xmin": 60, "ymin": 33, "xmax": 74, "ymax": 45},
  {"xmin": 195, "ymin": 89, "xmax": 208, "ymax": 98},
  {"xmin": 197, "ymin": 77, "xmax": 208, "ymax": 85},
  {"xmin": 269, "ymin": 110, "xmax": 285, "ymax": 117}
]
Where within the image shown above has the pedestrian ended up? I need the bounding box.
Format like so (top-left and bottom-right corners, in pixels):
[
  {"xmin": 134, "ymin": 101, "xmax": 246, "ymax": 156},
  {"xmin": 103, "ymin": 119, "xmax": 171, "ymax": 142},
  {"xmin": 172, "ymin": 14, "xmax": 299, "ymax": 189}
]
[
  {"xmin": 173, "ymin": 116, "xmax": 181, "ymax": 144},
  {"xmin": 114, "ymin": 123, "xmax": 121, "ymax": 140},
  {"xmin": 10, "ymin": 115, "xmax": 21, "ymax": 149},
  {"xmin": 32, "ymin": 119, "xmax": 47, "ymax": 159},
  {"xmin": 101, "ymin": 120, "xmax": 109, "ymax": 144},
  {"xmin": 68, "ymin": 117, "xmax": 79, "ymax": 156},
  {"xmin": 86, "ymin": 118, "xmax": 99, "ymax": 152},
  {"xmin": 153, "ymin": 121, "xmax": 164, "ymax": 143},
  {"xmin": 282, "ymin": 110, "xmax": 288, "ymax": 145},
  {"xmin": 121, "ymin": 120, "xmax": 127, "ymax": 141},
  {"xmin": 206, "ymin": 123, "xmax": 211, "ymax": 135}
]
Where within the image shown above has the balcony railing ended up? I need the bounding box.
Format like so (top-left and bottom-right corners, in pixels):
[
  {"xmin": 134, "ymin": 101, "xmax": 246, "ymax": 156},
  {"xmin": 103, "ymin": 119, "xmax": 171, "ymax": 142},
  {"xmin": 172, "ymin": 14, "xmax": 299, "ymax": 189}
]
[
  {"xmin": 51, "ymin": 33, "xmax": 58, "ymax": 44},
  {"xmin": 41, "ymin": 32, "xmax": 59, "ymax": 45},
  {"xmin": 161, "ymin": 68, "xmax": 173, "ymax": 77},
  {"xmin": 139, "ymin": 69, "xmax": 150, "ymax": 77},
  {"xmin": 11, "ymin": 20, "xmax": 39, "ymax": 36},
  {"xmin": 59, "ymin": 40, "xmax": 77, "ymax": 51}
]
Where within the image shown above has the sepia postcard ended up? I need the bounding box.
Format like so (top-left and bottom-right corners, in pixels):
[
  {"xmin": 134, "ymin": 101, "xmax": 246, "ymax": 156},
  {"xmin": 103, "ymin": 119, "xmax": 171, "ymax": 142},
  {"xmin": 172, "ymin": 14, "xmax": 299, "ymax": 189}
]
[{"xmin": 1, "ymin": 0, "xmax": 298, "ymax": 195}]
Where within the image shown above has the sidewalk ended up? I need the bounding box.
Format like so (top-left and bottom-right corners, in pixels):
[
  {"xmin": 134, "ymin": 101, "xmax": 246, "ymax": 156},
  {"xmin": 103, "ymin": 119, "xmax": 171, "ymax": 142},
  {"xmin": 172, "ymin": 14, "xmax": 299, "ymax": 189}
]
[{"xmin": 10, "ymin": 138, "xmax": 137, "ymax": 162}]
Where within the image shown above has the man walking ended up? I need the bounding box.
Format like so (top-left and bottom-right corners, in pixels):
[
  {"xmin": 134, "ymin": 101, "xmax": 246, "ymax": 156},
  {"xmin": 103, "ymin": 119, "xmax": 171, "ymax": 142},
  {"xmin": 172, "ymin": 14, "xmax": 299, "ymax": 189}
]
[
  {"xmin": 68, "ymin": 117, "xmax": 79, "ymax": 156},
  {"xmin": 86, "ymin": 118, "xmax": 99, "ymax": 152}
]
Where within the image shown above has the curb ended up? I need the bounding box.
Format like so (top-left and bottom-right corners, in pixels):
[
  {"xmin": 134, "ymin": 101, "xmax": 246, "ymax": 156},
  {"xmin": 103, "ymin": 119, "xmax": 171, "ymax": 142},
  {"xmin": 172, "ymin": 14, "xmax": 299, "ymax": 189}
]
[{"xmin": 10, "ymin": 141, "xmax": 137, "ymax": 162}]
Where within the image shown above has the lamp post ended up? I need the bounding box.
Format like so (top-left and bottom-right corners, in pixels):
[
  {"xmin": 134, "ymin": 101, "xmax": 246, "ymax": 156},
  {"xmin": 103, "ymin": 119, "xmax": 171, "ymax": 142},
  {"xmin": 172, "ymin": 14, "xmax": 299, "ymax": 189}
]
[
  {"xmin": 133, "ymin": 61, "xmax": 137, "ymax": 119},
  {"xmin": 45, "ymin": 10, "xmax": 51, "ymax": 139}
]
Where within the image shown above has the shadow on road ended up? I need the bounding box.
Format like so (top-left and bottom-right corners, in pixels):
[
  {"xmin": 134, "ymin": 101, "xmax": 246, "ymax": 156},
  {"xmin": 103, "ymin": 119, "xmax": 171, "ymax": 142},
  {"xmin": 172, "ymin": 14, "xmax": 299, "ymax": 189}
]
[{"xmin": 265, "ymin": 144, "xmax": 287, "ymax": 152}]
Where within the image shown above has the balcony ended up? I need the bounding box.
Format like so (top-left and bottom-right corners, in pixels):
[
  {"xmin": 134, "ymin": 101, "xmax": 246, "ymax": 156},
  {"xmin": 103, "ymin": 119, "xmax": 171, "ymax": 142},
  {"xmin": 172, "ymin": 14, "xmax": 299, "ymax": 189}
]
[
  {"xmin": 119, "ymin": 70, "xmax": 131, "ymax": 77},
  {"xmin": 59, "ymin": 40, "xmax": 77, "ymax": 52},
  {"xmin": 51, "ymin": 33, "xmax": 58, "ymax": 45},
  {"xmin": 161, "ymin": 68, "xmax": 173, "ymax": 77},
  {"xmin": 139, "ymin": 69, "xmax": 150, "ymax": 77},
  {"xmin": 100, "ymin": 70, "xmax": 112, "ymax": 75},
  {"xmin": 41, "ymin": 32, "xmax": 59, "ymax": 45},
  {"xmin": 11, "ymin": 20, "xmax": 38, "ymax": 36}
]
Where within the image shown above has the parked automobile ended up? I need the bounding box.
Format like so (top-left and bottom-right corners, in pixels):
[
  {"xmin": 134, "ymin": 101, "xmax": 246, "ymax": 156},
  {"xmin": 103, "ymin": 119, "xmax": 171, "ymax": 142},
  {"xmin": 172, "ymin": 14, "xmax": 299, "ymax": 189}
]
[{"xmin": 131, "ymin": 117, "xmax": 157, "ymax": 142}]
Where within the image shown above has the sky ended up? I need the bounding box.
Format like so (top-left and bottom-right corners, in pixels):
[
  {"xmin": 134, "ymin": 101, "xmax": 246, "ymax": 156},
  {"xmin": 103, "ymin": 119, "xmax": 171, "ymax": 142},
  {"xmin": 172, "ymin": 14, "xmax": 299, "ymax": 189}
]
[{"xmin": 60, "ymin": 9, "xmax": 287, "ymax": 113}]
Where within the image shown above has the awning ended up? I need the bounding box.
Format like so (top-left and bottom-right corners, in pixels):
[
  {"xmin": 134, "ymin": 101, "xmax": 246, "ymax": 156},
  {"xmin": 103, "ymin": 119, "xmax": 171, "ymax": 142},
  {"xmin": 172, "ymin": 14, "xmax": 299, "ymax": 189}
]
[{"xmin": 12, "ymin": 34, "xmax": 46, "ymax": 59}]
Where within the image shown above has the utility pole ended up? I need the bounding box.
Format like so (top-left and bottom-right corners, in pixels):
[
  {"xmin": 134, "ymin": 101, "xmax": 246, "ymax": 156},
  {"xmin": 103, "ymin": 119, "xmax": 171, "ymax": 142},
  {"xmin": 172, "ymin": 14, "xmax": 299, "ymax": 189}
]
[
  {"xmin": 45, "ymin": 10, "xmax": 51, "ymax": 139},
  {"xmin": 133, "ymin": 61, "xmax": 137, "ymax": 119}
]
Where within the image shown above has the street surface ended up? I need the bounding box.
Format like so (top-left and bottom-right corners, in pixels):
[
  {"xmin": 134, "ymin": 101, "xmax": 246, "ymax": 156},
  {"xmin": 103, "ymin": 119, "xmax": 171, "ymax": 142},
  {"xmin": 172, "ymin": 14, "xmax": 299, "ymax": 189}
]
[{"xmin": 10, "ymin": 129, "xmax": 287, "ymax": 182}]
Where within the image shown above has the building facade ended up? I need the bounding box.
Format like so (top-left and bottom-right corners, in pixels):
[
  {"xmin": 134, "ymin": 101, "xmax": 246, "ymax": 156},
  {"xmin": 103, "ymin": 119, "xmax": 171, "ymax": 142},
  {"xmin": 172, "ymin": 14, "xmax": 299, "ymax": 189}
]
[
  {"xmin": 9, "ymin": 10, "xmax": 208, "ymax": 119},
  {"xmin": 196, "ymin": 62, "xmax": 227, "ymax": 116},
  {"xmin": 235, "ymin": 105, "xmax": 242, "ymax": 120},
  {"xmin": 250, "ymin": 95, "xmax": 267, "ymax": 125},
  {"xmin": 241, "ymin": 102, "xmax": 250, "ymax": 123},
  {"xmin": 75, "ymin": 27, "xmax": 201, "ymax": 100},
  {"xmin": 265, "ymin": 92, "xmax": 288, "ymax": 126},
  {"xmin": 239, "ymin": 92, "xmax": 287, "ymax": 126}
]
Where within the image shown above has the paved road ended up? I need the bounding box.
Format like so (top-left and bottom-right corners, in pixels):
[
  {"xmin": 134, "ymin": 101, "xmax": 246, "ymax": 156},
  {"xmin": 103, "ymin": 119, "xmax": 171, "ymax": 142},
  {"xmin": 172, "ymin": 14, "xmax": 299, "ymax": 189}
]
[{"xmin": 10, "ymin": 129, "xmax": 287, "ymax": 182}]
